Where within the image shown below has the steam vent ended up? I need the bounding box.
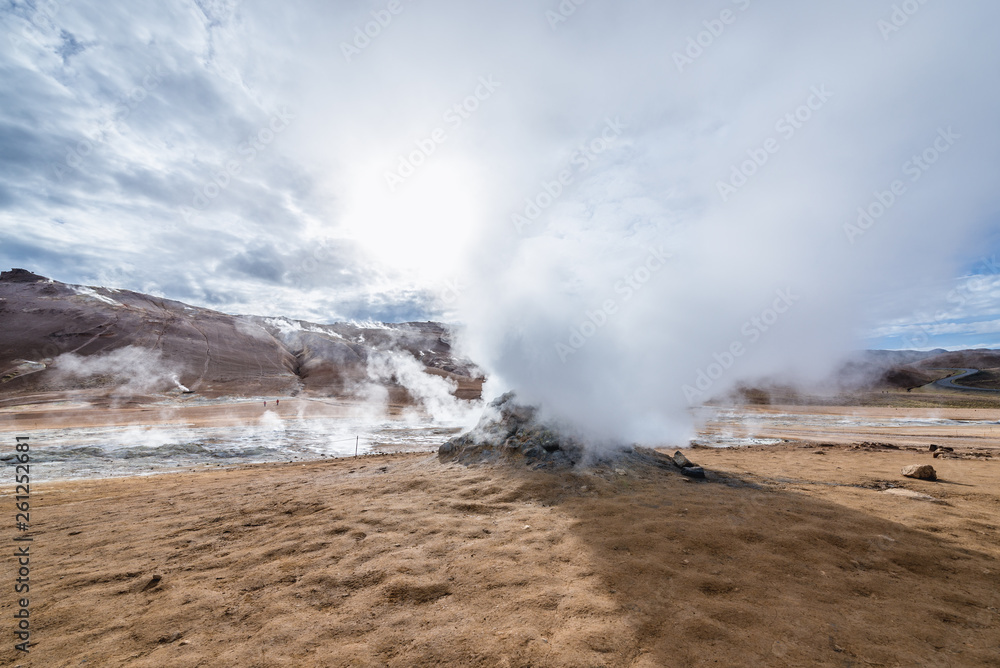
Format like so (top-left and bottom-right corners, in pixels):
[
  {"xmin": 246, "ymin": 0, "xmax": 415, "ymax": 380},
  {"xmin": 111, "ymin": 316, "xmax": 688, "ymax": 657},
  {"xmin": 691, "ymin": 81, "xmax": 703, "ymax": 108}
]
[
  {"xmin": 439, "ymin": 393, "xmax": 585, "ymax": 468},
  {"xmin": 440, "ymin": 393, "xmax": 706, "ymax": 476}
]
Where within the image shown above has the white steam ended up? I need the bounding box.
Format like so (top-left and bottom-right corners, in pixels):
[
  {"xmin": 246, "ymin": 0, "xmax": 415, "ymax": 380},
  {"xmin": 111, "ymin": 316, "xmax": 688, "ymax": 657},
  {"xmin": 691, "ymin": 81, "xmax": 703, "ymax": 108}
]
[
  {"xmin": 433, "ymin": 1, "xmax": 1000, "ymax": 446},
  {"xmin": 53, "ymin": 346, "xmax": 188, "ymax": 398},
  {"xmin": 170, "ymin": 374, "xmax": 191, "ymax": 393},
  {"xmin": 365, "ymin": 351, "xmax": 482, "ymax": 426}
]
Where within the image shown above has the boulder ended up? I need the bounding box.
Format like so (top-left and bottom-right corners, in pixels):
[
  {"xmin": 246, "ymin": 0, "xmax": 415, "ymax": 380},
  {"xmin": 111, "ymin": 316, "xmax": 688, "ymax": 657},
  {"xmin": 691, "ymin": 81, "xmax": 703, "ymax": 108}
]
[
  {"xmin": 680, "ymin": 466, "xmax": 706, "ymax": 479},
  {"xmin": 901, "ymin": 464, "xmax": 937, "ymax": 481},
  {"xmin": 673, "ymin": 451, "xmax": 695, "ymax": 469}
]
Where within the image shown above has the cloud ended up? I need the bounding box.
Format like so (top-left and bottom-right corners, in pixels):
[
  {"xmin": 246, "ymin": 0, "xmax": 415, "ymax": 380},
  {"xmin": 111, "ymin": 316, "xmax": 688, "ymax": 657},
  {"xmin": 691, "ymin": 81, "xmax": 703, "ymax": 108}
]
[
  {"xmin": 0, "ymin": 0, "xmax": 404, "ymax": 322},
  {"xmin": 55, "ymin": 29, "xmax": 89, "ymax": 63}
]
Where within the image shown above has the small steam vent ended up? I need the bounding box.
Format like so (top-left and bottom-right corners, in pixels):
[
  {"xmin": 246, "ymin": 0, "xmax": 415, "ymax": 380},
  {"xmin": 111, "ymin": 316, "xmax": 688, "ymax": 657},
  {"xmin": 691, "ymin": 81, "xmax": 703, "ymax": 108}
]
[
  {"xmin": 439, "ymin": 392, "xmax": 585, "ymax": 468},
  {"xmin": 440, "ymin": 392, "xmax": 702, "ymax": 475}
]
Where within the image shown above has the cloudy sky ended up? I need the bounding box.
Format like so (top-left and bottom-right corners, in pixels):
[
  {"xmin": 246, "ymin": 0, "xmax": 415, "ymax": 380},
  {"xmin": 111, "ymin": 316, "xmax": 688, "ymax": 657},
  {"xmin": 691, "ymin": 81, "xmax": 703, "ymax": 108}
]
[{"xmin": 2, "ymin": 0, "xmax": 1000, "ymax": 438}]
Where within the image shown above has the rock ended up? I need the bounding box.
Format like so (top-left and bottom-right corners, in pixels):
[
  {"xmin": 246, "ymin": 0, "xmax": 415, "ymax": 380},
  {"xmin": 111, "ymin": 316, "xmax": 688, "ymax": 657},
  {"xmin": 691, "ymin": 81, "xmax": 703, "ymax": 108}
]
[
  {"xmin": 901, "ymin": 464, "xmax": 937, "ymax": 481},
  {"xmin": 521, "ymin": 446, "xmax": 545, "ymax": 459},
  {"xmin": 439, "ymin": 393, "xmax": 687, "ymax": 474},
  {"xmin": 673, "ymin": 451, "xmax": 695, "ymax": 468},
  {"xmin": 680, "ymin": 466, "xmax": 705, "ymax": 479},
  {"xmin": 141, "ymin": 574, "xmax": 163, "ymax": 591},
  {"xmin": 928, "ymin": 444, "xmax": 938, "ymax": 452},
  {"xmin": 0, "ymin": 268, "xmax": 47, "ymax": 283},
  {"xmin": 438, "ymin": 393, "xmax": 585, "ymax": 467},
  {"xmin": 855, "ymin": 442, "xmax": 899, "ymax": 450},
  {"xmin": 933, "ymin": 450, "xmax": 959, "ymax": 459},
  {"xmin": 538, "ymin": 431, "xmax": 561, "ymax": 453}
]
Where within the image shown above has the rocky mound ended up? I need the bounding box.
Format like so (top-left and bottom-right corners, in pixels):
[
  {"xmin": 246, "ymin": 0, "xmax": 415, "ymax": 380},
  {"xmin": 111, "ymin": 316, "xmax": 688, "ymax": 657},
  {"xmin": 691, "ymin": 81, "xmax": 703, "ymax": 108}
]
[
  {"xmin": 1, "ymin": 268, "xmax": 48, "ymax": 283},
  {"xmin": 439, "ymin": 393, "xmax": 699, "ymax": 475},
  {"xmin": 439, "ymin": 393, "xmax": 584, "ymax": 468}
]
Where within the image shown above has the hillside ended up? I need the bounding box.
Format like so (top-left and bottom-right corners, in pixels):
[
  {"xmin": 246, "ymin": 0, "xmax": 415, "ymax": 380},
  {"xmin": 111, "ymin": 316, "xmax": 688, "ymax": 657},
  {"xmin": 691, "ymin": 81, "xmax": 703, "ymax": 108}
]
[{"xmin": 0, "ymin": 269, "xmax": 482, "ymax": 403}]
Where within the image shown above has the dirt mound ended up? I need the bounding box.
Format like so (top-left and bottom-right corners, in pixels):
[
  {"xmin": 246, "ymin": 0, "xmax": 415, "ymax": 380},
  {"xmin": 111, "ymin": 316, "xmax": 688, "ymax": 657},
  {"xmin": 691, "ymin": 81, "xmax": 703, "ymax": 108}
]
[
  {"xmin": 439, "ymin": 393, "xmax": 584, "ymax": 467},
  {"xmin": 439, "ymin": 393, "xmax": 682, "ymax": 473}
]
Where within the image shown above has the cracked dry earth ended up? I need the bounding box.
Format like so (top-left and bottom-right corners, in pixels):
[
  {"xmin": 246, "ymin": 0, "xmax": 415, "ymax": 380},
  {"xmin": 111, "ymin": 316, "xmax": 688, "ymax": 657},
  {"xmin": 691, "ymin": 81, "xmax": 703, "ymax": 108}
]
[{"xmin": 2, "ymin": 446, "xmax": 999, "ymax": 667}]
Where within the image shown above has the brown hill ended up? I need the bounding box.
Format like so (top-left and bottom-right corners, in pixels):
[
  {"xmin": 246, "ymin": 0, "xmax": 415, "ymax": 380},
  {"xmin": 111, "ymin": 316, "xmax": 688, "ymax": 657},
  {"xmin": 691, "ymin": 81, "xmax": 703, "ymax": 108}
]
[
  {"xmin": 0, "ymin": 269, "xmax": 482, "ymax": 403},
  {"xmin": 911, "ymin": 349, "xmax": 1000, "ymax": 374}
]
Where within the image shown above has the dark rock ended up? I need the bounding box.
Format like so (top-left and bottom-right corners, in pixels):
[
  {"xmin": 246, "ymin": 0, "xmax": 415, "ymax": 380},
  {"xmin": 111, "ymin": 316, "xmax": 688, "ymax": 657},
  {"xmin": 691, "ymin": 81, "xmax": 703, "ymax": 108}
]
[
  {"xmin": 673, "ymin": 451, "xmax": 695, "ymax": 468},
  {"xmin": 438, "ymin": 393, "xmax": 697, "ymax": 476},
  {"xmin": 0, "ymin": 268, "xmax": 47, "ymax": 283},
  {"xmin": 680, "ymin": 466, "xmax": 706, "ymax": 479},
  {"xmin": 854, "ymin": 442, "xmax": 899, "ymax": 450},
  {"xmin": 522, "ymin": 446, "xmax": 546, "ymax": 459},
  {"xmin": 141, "ymin": 574, "xmax": 163, "ymax": 591},
  {"xmin": 437, "ymin": 393, "xmax": 585, "ymax": 468},
  {"xmin": 933, "ymin": 450, "xmax": 958, "ymax": 459},
  {"xmin": 928, "ymin": 444, "xmax": 938, "ymax": 452}
]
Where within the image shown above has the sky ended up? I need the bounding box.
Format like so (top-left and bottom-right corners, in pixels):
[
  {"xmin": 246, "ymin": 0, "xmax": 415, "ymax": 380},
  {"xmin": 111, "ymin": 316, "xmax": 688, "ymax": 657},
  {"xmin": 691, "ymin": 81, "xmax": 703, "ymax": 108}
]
[{"xmin": 2, "ymin": 1, "xmax": 1000, "ymax": 440}]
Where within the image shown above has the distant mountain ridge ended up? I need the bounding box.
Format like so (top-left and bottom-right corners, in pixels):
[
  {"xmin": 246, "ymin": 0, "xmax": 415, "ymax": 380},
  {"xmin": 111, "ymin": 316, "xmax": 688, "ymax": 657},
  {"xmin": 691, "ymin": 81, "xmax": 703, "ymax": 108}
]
[
  {"xmin": 0, "ymin": 269, "xmax": 482, "ymax": 402},
  {"xmin": 3, "ymin": 269, "xmax": 996, "ymax": 406},
  {"xmin": 843, "ymin": 348, "xmax": 1000, "ymax": 390}
]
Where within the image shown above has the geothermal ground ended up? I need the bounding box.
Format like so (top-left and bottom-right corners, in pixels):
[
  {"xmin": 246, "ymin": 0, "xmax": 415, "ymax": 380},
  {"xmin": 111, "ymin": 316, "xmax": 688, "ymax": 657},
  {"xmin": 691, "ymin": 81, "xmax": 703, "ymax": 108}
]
[{"xmin": 1, "ymin": 399, "xmax": 998, "ymax": 666}]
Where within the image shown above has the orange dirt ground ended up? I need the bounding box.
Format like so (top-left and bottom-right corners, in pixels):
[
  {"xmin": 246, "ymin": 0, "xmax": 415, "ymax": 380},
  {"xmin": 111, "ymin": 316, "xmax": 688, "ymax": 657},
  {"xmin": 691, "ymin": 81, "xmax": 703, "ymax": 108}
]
[{"xmin": 1, "ymin": 424, "xmax": 998, "ymax": 666}]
